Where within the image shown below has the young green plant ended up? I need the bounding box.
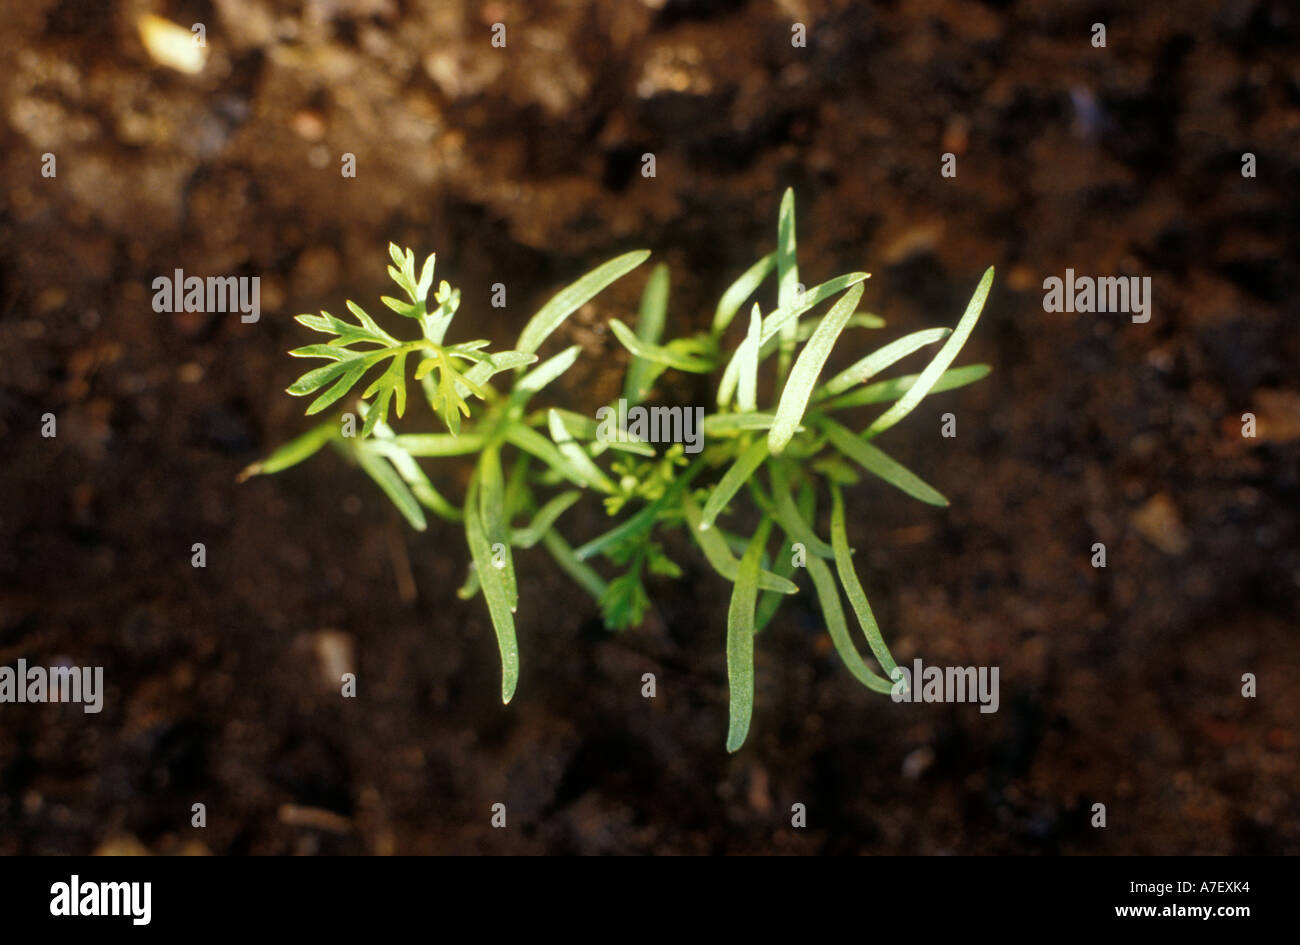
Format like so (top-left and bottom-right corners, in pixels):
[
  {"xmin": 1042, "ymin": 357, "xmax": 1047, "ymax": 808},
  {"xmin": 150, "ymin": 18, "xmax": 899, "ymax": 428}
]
[{"xmin": 245, "ymin": 192, "xmax": 992, "ymax": 751}]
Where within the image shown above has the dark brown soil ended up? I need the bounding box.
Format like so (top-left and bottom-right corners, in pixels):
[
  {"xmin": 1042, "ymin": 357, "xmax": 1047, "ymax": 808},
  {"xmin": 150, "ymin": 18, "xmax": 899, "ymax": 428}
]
[{"xmin": 1, "ymin": 0, "xmax": 1296, "ymax": 854}]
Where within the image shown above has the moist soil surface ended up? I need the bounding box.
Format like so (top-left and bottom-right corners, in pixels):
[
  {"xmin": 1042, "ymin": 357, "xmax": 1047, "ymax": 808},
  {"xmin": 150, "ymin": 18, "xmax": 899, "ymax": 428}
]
[{"xmin": 1, "ymin": 0, "xmax": 1297, "ymax": 854}]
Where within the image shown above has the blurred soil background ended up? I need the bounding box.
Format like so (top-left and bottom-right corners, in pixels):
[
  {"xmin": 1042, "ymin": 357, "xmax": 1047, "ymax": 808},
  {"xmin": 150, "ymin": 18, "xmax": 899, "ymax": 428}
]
[{"xmin": 0, "ymin": 0, "xmax": 1297, "ymax": 854}]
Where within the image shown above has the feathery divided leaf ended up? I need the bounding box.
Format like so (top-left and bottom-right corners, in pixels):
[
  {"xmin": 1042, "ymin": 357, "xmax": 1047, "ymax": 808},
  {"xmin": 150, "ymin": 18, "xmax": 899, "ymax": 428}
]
[{"xmin": 414, "ymin": 345, "xmax": 490, "ymax": 436}]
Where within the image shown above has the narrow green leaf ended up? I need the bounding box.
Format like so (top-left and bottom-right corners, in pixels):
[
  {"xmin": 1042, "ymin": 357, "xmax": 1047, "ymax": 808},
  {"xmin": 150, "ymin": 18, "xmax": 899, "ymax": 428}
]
[
  {"xmin": 818, "ymin": 416, "xmax": 948, "ymax": 506},
  {"xmin": 479, "ymin": 446, "xmax": 517, "ymax": 611},
  {"xmin": 545, "ymin": 408, "xmax": 597, "ymax": 439},
  {"xmin": 503, "ymin": 451, "xmax": 532, "ymax": 520},
  {"xmin": 753, "ymin": 534, "xmax": 796, "ymax": 633},
  {"xmin": 824, "ymin": 363, "xmax": 991, "ymax": 410},
  {"xmin": 806, "ymin": 556, "xmax": 893, "ymax": 694},
  {"xmin": 776, "ymin": 189, "xmax": 799, "ymax": 383},
  {"xmin": 737, "ymin": 304, "xmax": 761, "ymax": 413},
  {"xmin": 457, "ymin": 562, "xmax": 480, "ymax": 600},
  {"xmin": 768, "ymin": 282, "xmax": 864, "ymax": 455},
  {"xmin": 796, "ymin": 312, "xmax": 885, "ymax": 340},
  {"xmin": 760, "ymin": 273, "xmax": 870, "ymax": 348},
  {"xmin": 515, "ymin": 345, "xmax": 581, "ymax": 399},
  {"xmin": 756, "ymin": 478, "xmax": 816, "ymax": 631},
  {"xmin": 712, "ymin": 252, "xmax": 774, "ymax": 336},
  {"xmin": 593, "ymin": 439, "xmax": 657, "ymax": 458},
  {"xmin": 716, "ymin": 271, "xmax": 869, "ymax": 408},
  {"xmin": 504, "ymin": 422, "xmax": 599, "ymax": 490},
  {"xmin": 539, "ymin": 409, "xmax": 653, "ymax": 460},
  {"xmin": 511, "ymin": 491, "xmax": 581, "ymax": 548},
  {"xmin": 699, "ymin": 437, "xmax": 769, "ymax": 530},
  {"xmin": 787, "ymin": 478, "xmax": 814, "ymax": 523},
  {"xmin": 368, "ymin": 440, "xmax": 463, "ymax": 522},
  {"xmin": 625, "ymin": 263, "xmax": 670, "ymax": 404},
  {"xmin": 864, "ymin": 267, "xmax": 993, "ymax": 438},
  {"xmin": 829, "ymin": 484, "xmax": 899, "ymax": 680},
  {"xmin": 768, "ymin": 461, "xmax": 834, "ymax": 557},
  {"xmin": 238, "ymin": 420, "xmax": 337, "ymax": 480},
  {"xmin": 815, "ymin": 328, "xmax": 950, "ymax": 401},
  {"xmin": 516, "ymin": 250, "xmax": 651, "ymax": 355},
  {"xmin": 776, "ymin": 188, "xmax": 799, "ymax": 314},
  {"xmin": 464, "ymin": 474, "xmax": 519, "ymax": 703},
  {"xmin": 389, "ymin": 433, "xmax": 486, "ymax": 456},
  {"xmin": 726, "ymin": 517, "xmax": 771, "ymax": 752},
  {"xmin": 547, "ymin": 409, "xmax": 616, "ymax": 493},
  {"xmin": 701, "ymin": 412, "xmax": 781, "ymax": 436},
  {"xmin": 681, "ymin": 492, "xmax": 798, "ymax": 594},
  {"xmin": 540, "ymin": 528, "xmax": 608, "ymax": 601},
  {"xmin": 609, "ymin": 319, "xmax": 712, "ymax": 373},
  {"xmin": 355, "ymin": 446, "xmax": 427, "ymax": 531}
]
